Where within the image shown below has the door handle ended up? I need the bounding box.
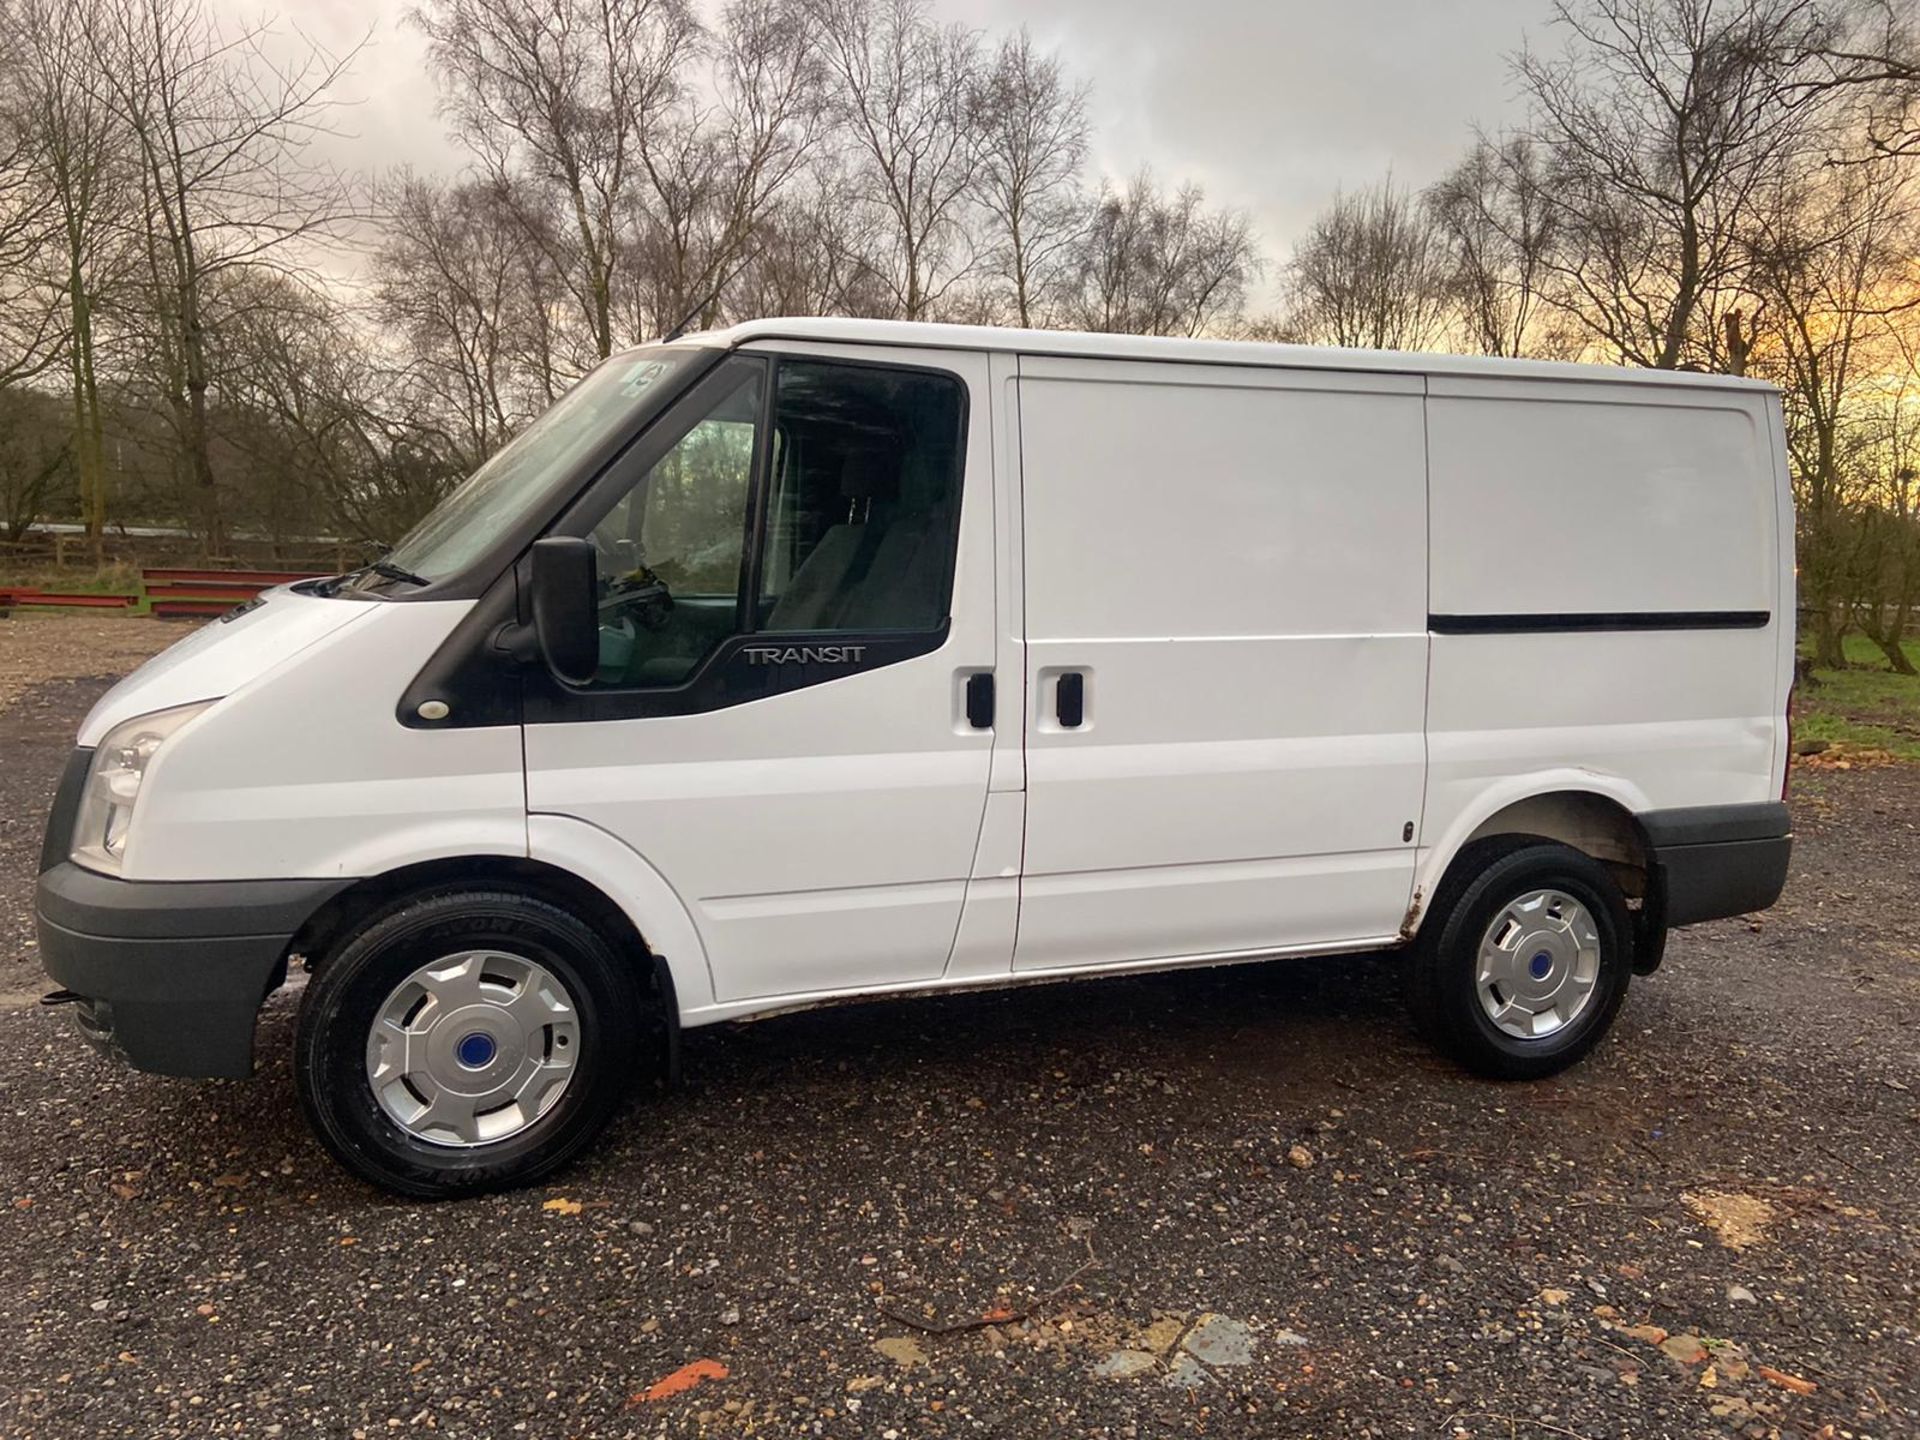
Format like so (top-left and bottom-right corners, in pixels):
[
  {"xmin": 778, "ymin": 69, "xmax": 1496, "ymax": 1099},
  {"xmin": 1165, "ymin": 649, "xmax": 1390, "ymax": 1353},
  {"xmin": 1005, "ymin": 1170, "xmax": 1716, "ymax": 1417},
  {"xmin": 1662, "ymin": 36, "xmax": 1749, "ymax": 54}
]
[
  {"xmin": 1056, "ymin": 671, "xmax": 1085, "ymax": 729},
  {"xmin": 965, "ymin": 671, "xmax": 994, "ymax": 729}
]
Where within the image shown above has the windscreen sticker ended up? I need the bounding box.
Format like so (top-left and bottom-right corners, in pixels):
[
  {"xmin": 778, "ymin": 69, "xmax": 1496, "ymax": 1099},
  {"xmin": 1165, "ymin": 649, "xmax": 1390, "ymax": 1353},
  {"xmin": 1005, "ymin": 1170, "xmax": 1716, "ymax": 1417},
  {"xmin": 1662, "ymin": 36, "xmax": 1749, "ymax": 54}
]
[{"xmin": 620, "ymin": 360, "xmax": 673, "ymax": 398}]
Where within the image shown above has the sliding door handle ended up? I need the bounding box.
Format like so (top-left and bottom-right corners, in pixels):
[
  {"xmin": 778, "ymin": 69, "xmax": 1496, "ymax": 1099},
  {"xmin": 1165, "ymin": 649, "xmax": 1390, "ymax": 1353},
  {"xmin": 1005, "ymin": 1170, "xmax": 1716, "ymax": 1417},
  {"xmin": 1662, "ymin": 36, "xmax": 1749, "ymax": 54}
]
[
  {"xmin": 1056, "ymin": 671, "xmax": 1085, "ymax": 729},
  {"xmin": 965, "ymin": 671, "xmax": 994, "ymax": 729}
]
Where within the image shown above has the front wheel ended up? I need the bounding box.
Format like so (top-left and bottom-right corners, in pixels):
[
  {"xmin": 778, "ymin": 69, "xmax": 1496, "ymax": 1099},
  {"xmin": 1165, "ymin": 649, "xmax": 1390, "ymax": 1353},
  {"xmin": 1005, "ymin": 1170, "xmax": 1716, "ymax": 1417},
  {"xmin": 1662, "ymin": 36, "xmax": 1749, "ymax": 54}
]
[
  {"xmin": 295, "ymin": 889, "xmax": 642, "ymax": 1198},
  {"xmin": 1407, "ymin": 840, "xmax": 1632, "ymax": 1080}
]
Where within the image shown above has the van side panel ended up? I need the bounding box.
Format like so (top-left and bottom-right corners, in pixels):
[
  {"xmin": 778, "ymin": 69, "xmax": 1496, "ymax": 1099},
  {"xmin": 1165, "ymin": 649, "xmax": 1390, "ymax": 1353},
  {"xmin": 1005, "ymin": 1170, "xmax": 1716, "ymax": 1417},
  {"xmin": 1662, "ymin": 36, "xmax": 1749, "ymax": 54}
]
[
  {"xmin": 1013, "ymin": 357, "xmax": 1429, "ymax": 970},
  {"xmin": 1420, "ymin": 378, "xmax": 1786, "ymax": 886}
]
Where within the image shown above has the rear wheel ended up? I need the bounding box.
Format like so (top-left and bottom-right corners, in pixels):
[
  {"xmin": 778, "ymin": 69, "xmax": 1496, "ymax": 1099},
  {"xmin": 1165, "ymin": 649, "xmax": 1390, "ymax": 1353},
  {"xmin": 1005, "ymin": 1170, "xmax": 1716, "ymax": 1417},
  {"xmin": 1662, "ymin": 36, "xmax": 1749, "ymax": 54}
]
[
  {"xmin": 295, "ymin": 889, "xmax": 641, "ymax": 1198},
  {"xmin": 1407, "ymin": 840, "xmax": 1632, "ymax": 1080}
]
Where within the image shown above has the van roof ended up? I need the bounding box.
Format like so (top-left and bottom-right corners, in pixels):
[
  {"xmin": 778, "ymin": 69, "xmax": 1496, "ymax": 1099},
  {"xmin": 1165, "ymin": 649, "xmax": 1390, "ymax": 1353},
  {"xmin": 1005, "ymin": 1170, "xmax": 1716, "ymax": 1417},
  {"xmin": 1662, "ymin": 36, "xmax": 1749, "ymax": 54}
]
[{"xmin": 671, "ymin": 316, "xmax": 1775, "ymax": 393}]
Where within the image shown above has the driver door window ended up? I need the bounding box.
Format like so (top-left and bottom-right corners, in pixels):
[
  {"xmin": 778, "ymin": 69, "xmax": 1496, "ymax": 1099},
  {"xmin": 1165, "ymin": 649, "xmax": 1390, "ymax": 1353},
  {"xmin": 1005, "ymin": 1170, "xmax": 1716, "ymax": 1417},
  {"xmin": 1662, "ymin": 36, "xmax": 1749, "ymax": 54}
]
[{"xmin": 581, "ymin": 354, "xmax": 966, "ymax": 692}]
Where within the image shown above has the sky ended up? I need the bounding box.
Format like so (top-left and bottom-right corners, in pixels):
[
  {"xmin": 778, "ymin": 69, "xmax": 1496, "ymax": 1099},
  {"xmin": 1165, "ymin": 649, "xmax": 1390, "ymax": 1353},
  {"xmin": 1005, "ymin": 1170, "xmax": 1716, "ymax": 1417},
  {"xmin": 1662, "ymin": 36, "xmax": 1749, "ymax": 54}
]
[{"xmin": 247, "ymin": 0, "xmax": 1565, "ymax": 302}]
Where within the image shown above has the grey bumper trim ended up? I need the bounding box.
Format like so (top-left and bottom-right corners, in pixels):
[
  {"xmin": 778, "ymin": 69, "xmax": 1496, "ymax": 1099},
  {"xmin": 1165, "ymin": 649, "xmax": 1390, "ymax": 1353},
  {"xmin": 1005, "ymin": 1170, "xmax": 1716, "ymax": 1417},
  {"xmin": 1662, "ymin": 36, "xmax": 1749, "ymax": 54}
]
[
  {"xmin": 36, "ymin": 862, "xmax": 348, "ymax": 939},
  {"xmin": 1641, "ymin": 802, "xmax": 1792, "ymax": 928},
  {"xmin": 34, "ymin": 864, "xmax": 349, "ymax": 1079},
  {"xmin": 1640, "ymin": 801, "xmax": 1791, "ymax": 850}
]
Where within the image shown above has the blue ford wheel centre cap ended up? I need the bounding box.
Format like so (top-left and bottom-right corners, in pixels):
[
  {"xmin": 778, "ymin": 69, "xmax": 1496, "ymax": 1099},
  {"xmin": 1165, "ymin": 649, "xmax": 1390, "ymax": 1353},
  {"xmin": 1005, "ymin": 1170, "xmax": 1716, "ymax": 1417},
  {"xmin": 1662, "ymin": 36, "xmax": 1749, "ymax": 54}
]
[
  {"xmin": 456, "ymin": 1031, "xmax": 497, "ymax": 1068},
  {"xmin": 1529, "ymin": 951, "xmax": 1554, "ymax": 981}
]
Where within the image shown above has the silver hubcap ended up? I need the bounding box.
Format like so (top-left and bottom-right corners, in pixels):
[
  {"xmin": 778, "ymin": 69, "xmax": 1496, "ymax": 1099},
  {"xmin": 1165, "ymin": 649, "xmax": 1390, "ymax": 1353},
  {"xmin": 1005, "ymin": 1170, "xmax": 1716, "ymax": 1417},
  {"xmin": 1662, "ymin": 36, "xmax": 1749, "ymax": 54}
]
[
  {"xmin": 365, "ymin": 950, "xmax": 580, "ymax": 1147},
  {"xmin": 1475, "ymin": 889, "xmax": 1602, "ymax": 1040}
]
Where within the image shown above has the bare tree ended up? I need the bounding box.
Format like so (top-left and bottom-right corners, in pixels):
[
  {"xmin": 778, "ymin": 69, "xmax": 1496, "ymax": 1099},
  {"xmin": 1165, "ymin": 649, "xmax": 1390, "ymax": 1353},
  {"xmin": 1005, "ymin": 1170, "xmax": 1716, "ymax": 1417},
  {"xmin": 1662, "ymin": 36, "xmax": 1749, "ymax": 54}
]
[
  {"xmin": 1283, "ymin": 176, "xmax": 1451, "ymax": 350},
  {"xmin": 727, "ymin": 165, "xmax": 896, "ymax": 319},
  {"xmin": 621, "ymin": 0, "xmax": 826, "ymax": 336},
  {"xmin": 0, "ymin": 17, "xmax": 64, "ymax": 392},
  {"xmin": 414, "ymin": 0, "xmax": 701, "ymax": 360},
  {"xmin": 11, "ymin": 0, "xmax": 131, "ymax": 556},
  {"xmin": 1515, "ymin": 0, "xmax": 1830, "ymax": 371},
  {"xmin": 971, "ymin": 29, "xmax": 1089, "ymax": 327},
  {"xmin": 1068, "ymin": 172, "xmax": 1259, "ymax": 338},
  {"xmin": 211, "ymin": 268, "xmax": 462, "ymax": 552},
  {"xmin": 1748, "ymin": 154, "xmax": 1920, "ymax": 666},
  {"xmin": 808, "ymin": 0, "xmax": 985, "ymax": 320},
  {"xmin": 376, "ymin": 172, "xmax": 569, "ymax": 472},
  {"xmin": 1794, "ymin": 0, "xmax": 1919, "ymax": 160},
  {"xmin": 0, "ymin": 387, "xmax": 72, "ymax": 543},
  {"xmin": 1426, "ymin": 138, "xmax": 1557, "ymax": 356},
  {"xmin": 89, "ymin": 0, "xmax": 362, "ymax": 553},
  {"xmin": 1858, "ymin": 338, "xmax": 1920, "ymax": 671}
]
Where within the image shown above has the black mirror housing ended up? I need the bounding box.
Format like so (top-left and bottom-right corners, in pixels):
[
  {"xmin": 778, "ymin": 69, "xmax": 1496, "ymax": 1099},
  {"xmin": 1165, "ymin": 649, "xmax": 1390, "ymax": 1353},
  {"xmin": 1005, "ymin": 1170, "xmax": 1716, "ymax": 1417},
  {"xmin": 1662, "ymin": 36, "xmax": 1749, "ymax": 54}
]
[{"xmin": 529, "ymin": 536, "xmax": 599, "ymax": 686}]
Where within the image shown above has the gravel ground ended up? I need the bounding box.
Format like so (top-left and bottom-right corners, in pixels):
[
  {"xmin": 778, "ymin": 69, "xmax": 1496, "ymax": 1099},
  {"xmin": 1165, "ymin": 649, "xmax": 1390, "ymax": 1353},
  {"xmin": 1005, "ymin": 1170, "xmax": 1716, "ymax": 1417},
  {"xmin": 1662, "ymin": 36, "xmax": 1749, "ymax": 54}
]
[{"xmin": 1, "ymin": 616, "xmax": 1916, "ymax": 1439}]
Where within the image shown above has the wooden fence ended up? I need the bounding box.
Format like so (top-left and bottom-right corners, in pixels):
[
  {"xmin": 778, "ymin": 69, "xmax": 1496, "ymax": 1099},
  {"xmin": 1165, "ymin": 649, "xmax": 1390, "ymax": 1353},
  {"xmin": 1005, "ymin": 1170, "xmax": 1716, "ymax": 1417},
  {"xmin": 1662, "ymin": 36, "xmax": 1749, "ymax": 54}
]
[{"xmin": 0, "ymin": 565, "xmax": 327, "ymax": 619}]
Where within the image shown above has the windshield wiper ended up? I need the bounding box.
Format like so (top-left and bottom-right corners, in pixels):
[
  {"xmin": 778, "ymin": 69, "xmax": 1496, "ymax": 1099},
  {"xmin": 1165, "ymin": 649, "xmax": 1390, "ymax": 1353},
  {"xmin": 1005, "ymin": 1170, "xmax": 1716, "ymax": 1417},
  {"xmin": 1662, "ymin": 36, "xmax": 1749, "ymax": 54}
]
[{"xmin": 366, "ymin": 559, "xmax": 431, "ymax": 588}]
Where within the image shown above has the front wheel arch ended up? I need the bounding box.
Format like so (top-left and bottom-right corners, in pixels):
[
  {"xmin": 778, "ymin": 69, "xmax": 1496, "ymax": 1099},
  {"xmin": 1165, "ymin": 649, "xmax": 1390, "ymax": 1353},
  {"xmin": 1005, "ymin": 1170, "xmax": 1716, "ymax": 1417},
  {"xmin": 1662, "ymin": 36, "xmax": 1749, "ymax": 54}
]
[
  {"xmin": 295, "ymin": 886, "xmax": 645, "ymax": 1196},
  {"xmin": 290, "ymin": 856, "xmax": 678, "ymax": 1084}
]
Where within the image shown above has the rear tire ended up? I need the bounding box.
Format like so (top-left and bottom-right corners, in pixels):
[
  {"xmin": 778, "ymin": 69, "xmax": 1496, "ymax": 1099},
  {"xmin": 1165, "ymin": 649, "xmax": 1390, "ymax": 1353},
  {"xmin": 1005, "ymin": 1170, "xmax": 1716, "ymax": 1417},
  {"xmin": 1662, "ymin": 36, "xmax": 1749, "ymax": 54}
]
[
  {"xmin": 295, "ymin": 889, "xmax": 641, "ymax": 1199},
  {"xmin": 1407, "ymin": 839, "xmax": 1631, "ymax": 1080}
]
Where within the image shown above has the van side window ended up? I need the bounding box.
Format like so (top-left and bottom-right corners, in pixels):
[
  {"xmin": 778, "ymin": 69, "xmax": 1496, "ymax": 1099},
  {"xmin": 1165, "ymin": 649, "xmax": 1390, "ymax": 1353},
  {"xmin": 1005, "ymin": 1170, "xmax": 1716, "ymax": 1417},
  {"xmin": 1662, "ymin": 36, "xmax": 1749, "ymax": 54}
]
[
  {"xmin": 757, "ymin": 361, "xmax": 964, "ymax": 634},
  {"xmin": 583, "ymin": 356, "xmax": 964, "ymax": 692}
]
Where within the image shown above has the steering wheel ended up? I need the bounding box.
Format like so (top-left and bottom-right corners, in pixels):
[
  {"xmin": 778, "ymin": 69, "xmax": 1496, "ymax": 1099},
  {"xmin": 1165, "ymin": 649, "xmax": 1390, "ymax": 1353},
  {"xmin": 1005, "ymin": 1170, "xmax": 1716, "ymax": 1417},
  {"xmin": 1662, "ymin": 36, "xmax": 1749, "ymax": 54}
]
[{"xmin": 602, "ymin": 568, "xmax": 675, "ymax": 632}]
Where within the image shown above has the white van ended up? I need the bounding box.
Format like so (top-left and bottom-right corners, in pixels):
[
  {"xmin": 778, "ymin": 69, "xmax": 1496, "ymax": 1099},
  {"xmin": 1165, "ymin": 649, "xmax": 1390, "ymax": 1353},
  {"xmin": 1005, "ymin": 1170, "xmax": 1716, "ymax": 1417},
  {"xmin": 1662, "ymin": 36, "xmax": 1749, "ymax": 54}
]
[{"xmin": 35, "ymin": 319, "xmax": 1794, "ymax": 1197}]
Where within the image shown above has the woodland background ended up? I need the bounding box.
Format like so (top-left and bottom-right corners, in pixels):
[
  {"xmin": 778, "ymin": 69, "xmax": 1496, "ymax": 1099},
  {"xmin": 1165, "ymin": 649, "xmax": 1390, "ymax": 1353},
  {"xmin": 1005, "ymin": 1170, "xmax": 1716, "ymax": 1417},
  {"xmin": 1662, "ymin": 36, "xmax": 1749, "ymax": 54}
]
[{"xmin": 0, "ymin": 0, "xmax": 1916, "ymax": 666}]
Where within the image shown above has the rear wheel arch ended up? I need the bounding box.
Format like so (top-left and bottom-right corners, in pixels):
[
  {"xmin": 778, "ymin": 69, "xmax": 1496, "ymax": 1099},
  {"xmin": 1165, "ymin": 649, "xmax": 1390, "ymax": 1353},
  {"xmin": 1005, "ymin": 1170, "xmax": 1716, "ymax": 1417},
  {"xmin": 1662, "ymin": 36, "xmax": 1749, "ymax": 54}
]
[
  {"xmin": 1416, "ymin": 787, "xmax": 1664, "ymax": 970},
  {"xmin": 1405, "ymin": 837, "xmax": 1635, "ymax": 1079},
  {"xmin": 1461, "ymin": 790, "xmax": 1651, "ymax": 895}
]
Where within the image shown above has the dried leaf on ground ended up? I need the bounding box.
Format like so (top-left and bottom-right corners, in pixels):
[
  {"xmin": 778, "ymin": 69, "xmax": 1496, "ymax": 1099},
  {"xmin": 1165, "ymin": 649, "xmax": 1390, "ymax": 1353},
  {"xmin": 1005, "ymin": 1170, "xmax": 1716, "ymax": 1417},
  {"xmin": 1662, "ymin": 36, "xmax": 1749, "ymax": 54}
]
[
  {"xmin": 1757, "ymin": 1365, "xmax": 1817, "ymax": 1395},
  {"xmin": 631, "ymin": 1359, "xmax": 728, "ymax": 1404}
]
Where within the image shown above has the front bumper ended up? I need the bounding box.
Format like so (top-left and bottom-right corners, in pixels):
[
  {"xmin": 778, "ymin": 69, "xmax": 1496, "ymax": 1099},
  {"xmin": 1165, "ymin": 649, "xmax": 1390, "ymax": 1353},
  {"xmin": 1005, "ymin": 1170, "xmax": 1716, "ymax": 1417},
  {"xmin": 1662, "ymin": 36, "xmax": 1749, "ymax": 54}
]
[
  {"xmin": 35, "ymin": 862, "xmax": 347, "ymax": 1078},
  {"xmin": 1642, "ymin": 802, "xmax": 1792, "ymax": 927}
]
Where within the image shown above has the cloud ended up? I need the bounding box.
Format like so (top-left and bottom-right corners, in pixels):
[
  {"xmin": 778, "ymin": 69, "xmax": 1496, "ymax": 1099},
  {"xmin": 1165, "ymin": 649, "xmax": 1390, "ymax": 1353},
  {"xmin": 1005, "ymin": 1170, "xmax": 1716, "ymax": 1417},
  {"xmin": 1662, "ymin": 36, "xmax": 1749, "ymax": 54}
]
[{"xmin": 226, "ymin": 0, "xmax": 1563, "ymax": 304}]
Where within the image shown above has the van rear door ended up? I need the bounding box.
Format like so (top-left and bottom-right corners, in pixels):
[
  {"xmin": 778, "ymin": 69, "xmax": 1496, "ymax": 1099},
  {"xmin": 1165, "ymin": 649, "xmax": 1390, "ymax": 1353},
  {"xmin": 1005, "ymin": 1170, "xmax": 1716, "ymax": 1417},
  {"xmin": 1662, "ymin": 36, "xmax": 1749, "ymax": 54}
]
[{"xmin": 1011, "ymin": 356, "xmax": 1429, "ymax": 971}]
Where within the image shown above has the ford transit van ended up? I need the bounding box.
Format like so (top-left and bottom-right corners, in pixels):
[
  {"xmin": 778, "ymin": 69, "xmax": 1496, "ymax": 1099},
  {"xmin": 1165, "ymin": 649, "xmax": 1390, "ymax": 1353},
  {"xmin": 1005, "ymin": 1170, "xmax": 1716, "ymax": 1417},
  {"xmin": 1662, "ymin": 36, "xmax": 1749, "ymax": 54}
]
[{"xmin": 35, "ymin": 319, "xmax": 1795, "ymax": 1197}]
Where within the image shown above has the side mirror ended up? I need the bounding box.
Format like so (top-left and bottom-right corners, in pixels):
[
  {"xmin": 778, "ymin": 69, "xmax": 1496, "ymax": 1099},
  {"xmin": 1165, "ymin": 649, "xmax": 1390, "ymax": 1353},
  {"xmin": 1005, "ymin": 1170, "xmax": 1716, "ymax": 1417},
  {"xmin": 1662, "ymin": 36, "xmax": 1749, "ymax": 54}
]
[{"xmin": 529, "ymin": 537, "xmax": 599, "ymax": 686}]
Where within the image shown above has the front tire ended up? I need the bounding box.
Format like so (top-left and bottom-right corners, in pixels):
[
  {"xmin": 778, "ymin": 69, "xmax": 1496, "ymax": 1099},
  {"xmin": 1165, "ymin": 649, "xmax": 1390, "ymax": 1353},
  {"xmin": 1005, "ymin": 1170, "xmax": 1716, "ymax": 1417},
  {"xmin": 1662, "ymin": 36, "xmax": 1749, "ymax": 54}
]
[
  {"xmin": 295, "ymin": 889, "xmax": 641, "ymax": 1199},
  {"xmin": 1407, "ymin": 839, "xmax": 1632, "ymax": 1080}
]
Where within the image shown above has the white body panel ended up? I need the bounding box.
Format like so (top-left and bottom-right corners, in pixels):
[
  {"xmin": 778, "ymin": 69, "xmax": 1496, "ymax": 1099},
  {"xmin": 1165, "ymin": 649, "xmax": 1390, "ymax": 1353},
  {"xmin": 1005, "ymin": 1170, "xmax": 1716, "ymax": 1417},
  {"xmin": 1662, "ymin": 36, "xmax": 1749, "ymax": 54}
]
[
  {"xmin": 1012, "ymin": 357, "xmax": 1430, "ymax": 967},
  {"xmin": 121, "ymin": 599, "xmax": 525, "ymax": 881},
  {"xmin": 82, "ymin": 319, "xmax": 1793, "ymax": 1033},
  {"xmin": 1426, "ymin": 377, "xmax": 1777, "ymax": 617},
  {"xmin": 79, "ymin": 587, "xmax": 373, "ymax": 745}
]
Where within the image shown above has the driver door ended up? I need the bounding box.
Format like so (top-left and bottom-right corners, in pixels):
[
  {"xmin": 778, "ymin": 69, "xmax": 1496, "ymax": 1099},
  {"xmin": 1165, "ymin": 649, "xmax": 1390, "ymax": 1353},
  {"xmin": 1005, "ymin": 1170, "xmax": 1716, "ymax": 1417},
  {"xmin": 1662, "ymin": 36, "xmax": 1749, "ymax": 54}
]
[{"xmin": 523, "ymin": 348, "xmax": 999, "ymax": 1004}]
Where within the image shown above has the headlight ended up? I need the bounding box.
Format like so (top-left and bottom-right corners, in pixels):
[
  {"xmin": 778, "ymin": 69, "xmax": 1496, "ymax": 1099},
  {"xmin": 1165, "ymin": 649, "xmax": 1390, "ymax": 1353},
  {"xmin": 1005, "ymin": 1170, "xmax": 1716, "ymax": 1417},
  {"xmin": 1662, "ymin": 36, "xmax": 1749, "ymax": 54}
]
[{"xmin": 71, "ymin": 702, "xmax": 213, "ymax": 875}]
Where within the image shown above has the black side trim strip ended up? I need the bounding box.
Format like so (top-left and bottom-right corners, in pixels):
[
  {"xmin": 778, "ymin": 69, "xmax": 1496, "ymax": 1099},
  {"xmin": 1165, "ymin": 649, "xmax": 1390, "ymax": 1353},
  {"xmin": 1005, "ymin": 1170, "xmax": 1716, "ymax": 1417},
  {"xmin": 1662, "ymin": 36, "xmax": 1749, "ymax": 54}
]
[{"xmin": 1430, "ymin": 610, "xmax": 1770, "ymax": 635}]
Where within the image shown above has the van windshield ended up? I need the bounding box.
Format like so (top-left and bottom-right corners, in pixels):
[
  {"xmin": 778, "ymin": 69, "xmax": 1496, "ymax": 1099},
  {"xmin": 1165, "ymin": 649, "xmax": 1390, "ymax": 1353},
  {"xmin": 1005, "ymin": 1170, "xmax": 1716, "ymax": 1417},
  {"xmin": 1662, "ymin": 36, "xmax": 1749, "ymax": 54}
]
[{"xmin": 378, "ymin": 346, "xmax": 704, "ymax": 585}]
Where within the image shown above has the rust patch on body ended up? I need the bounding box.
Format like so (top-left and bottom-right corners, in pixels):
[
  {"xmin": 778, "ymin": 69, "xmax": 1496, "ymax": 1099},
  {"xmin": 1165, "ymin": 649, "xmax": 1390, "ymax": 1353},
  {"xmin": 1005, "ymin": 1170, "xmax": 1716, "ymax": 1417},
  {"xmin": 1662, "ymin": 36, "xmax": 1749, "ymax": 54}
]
[{"xmin": 1397, "ymin": 887, "xmax": 1425, "ymax": 943}]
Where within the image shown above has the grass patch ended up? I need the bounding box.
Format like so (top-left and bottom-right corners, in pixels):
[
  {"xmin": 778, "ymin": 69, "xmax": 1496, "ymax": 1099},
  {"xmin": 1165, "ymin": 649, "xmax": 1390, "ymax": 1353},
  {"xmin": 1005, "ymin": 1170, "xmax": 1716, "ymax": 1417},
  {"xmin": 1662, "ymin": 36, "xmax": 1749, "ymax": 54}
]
[
  {"xmin": 0, "ymin": 561, "xmax": 143, "ymax": 594},
  {"xmin": 1797, "ymin": 634, "xmax": 1920, "ymax": 761}
]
